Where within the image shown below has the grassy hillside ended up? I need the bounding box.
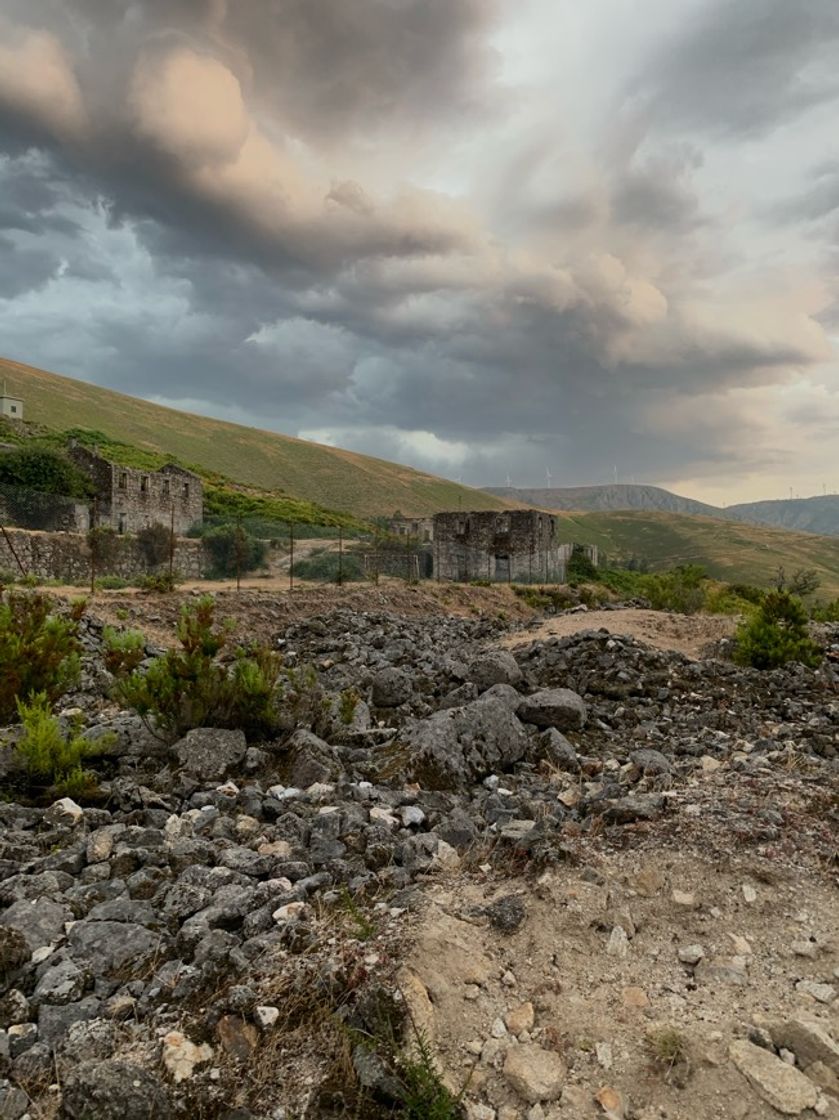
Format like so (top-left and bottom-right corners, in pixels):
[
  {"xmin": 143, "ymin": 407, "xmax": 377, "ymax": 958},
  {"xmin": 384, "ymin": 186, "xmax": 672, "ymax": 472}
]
[
  {"xmin": 0, "ymin": 357, "xmax": 508, "ymax": 519},
  {"xmin": 727, "ymin": 495, "xmax": 839, "ymax": 537},
  {"xmin": 554, "ymin": 510, "xmax": 839, "ymax": 598}
]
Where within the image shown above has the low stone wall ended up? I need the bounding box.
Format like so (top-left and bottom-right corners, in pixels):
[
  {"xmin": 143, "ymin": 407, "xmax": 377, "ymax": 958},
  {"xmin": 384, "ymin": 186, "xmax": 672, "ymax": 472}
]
[{"xmin": 0, "ymin": 528, "xmax": 205, "ymax": 583}]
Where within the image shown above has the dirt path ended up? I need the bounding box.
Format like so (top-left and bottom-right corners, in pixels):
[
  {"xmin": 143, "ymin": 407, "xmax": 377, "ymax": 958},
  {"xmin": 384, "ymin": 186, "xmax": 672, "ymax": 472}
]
[{"xmin": 501, "ymin": 607, "xmax": 737, "ymax": 659}]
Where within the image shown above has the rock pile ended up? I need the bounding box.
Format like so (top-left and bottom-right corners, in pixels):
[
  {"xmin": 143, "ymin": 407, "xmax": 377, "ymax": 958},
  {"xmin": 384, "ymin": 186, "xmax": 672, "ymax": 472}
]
[{"xmin": 0, "ymin": 604, "xmax": 835, "ymax": 1117}]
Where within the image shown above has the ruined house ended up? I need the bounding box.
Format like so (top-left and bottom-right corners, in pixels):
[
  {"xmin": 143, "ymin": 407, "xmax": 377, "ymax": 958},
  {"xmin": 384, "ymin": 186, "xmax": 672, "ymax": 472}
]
[
  {"xmin": 69, "ymin": 445, "xmax": 203, "ymax": 535},
  {"xmin": 432, "ymin": 509, "xmax": 574, "ymax": 583}
]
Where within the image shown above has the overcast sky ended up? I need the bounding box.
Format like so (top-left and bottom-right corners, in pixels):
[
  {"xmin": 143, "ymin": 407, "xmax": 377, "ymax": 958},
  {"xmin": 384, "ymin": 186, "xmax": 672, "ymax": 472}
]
[{"xmin": 0, "ymin": 0, "xmax": 837, "ymax": 504}]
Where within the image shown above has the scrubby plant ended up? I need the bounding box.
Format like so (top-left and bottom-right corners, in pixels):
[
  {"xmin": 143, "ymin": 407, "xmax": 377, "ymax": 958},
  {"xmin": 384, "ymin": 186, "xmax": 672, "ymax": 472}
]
[
  {"xmin": 398, "ymin": 1028, "xmax": 464, "ymax": 1120},
  {"xmin": 291, "ymin": 552, "xmax": 365, "ymax": 583},
  {"xmin": 811, "ymin": 597, "xmax": 839, "ymax": 623},
  {"xmin": 0, "ymin": 445, "xmax": 94, "ymax": 498},
  {"xmin": 203, "ymin": 524, "xmax": 267, "ymax": 578},
  {"xmin": 12, "ymin": 693, "xmax": 105, "ymax": 791},
  {"xmin": 94, "ymin": 575, "xmax": 130, "ymax": 591},
  {"xmin": 115, "ymin": 597, "xmax": 287, "ymax": 740},
  {"xmin": 102, "ymin": 626, "xmax": 146, "ymax": 676},
  {"xmin": 734, "ymin": 591, "xmax": 822, "ymax": 670},
  {"xmin": 136, "ymin": 522, "xmax": 172, "ymax": 569},
  {"xmin": 138, "ymin": 571, "xmax": 180, "ymax": 593},
  {"xmin": 567, "ymin": 547, "xmax": 598, "ymax": 584},
  {"xmin": 0, "ymin": 590, "xmax": 83, "ymax": 724}
]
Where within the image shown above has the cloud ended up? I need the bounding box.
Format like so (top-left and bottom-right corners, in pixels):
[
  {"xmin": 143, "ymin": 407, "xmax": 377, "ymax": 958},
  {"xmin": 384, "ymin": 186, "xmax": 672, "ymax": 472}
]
[{"xmin": 0, "ymin": 0, "xmax": 835, "ymax": 506}]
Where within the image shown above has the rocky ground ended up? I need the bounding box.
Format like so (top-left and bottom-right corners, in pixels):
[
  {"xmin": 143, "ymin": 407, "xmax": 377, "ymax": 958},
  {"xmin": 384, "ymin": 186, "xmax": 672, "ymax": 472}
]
[{"xmin": 0, "ymin": 586, "xmax": 836, "ymax": 1119}]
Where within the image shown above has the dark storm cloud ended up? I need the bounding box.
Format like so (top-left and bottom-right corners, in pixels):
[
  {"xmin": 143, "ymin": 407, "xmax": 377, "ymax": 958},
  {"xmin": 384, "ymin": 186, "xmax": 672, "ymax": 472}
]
[
  {"xmin": 628, "ymin": 0, "xmax": 839, "ymax": 137},
  {"xmin": 0, "ymin": 1, "xmax": 834, "ymax": 495}
]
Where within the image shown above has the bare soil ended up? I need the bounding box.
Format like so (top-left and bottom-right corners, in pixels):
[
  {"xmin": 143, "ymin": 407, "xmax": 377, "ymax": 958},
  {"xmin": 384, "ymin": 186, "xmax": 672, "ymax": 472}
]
[{"xmin": 502, "ymin": 607, "xmax": 737, "ymax": 660}]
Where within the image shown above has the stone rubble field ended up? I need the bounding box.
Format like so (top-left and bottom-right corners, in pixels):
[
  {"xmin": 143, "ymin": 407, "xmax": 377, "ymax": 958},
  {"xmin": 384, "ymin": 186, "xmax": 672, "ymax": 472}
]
[{"xmin": 0, "ymin": 588, "xmax": 836, "ymax": 1119}]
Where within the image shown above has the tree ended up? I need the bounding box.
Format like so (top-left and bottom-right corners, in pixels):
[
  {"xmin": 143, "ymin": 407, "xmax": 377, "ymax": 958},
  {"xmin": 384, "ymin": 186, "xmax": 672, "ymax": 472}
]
[{"xmin": 734, "ymin": 591, "xmax": 822, "ymax": 670}]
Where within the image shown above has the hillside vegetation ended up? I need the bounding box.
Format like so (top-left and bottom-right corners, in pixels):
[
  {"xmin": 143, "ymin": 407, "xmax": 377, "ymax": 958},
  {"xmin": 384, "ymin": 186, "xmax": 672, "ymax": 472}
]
[
  {"xmin": 0, "ymin": 356, "xmax": 508, "ymax": 519},
  {"xmin": 554, "ymin": 509, "xmax": 839, "ymax": 598},
  {"xmin": 488, "ymin": 482, "xmax": 839, "ymax": 537}
]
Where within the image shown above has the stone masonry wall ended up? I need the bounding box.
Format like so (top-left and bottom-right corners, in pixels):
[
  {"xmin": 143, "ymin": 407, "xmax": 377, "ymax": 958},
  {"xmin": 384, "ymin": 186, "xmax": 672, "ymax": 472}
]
[
  {"xmin": 0, "ymin": 528, "xmax": 205, "ymax": 583},
  {"xmin": 433, "ymin": 509, "xmax": 572, "ymax": 583}
]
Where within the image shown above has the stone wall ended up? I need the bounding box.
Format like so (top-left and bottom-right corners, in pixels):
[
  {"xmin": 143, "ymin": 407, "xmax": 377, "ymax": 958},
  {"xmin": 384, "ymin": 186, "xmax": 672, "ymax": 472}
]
[
  {"xmin": 0, "ymin": 528, "xmax": 205, "ymax": 583},
  {"xmin": 69, "ymin": 446, "xmax": 203, "ymax": 535},
  {"xmin": 433, "ymin": 509, "xmax": 573, "ymax": 583},
  {"xmin": 0, "ymin": 485, "xmax": 90, "ymax": 532}
]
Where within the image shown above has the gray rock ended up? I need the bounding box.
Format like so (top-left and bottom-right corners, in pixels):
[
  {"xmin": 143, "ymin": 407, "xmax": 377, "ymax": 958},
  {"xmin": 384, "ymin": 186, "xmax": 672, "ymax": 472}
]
[
  {"xmin": 287, "ymin": 729, "xmax": 340, "ymax": 787},
  {"xmin": 0, "ymin": 929, "xmax": 29, "ymax": 975},
  {"xmin": 38, "ymin": 995, "xmax": 101, "ymax": 1045},
  {"xmin": 404, "ymin": 695, "xmax": 528, "ymax": 789},
  {"xmin": 630, "ymin": 748, "xmax": 672, "ymax": 775},
  {"xmin": 769, "ymin": 1019, "xmax": 839, "ymax": 1074},
  {"xmin": 174, "ymin": 728, "xmax": 247, "ymax": 781},
  {"xmin": 516, "ymin": 689, "xmax": 587, "ymax": 731},
  {"xmin": 371, "ymin": 667, "xmax": 413, "ymax": 707},
  {"xmin": 31, "ymin": 959, "xmax": 87, "ymax": 1008},
  {"xmin": 535, "ymin": 728, "xmax": 579, "ymax": 770},
  {"xmin": 468, "ymin": 650, "xmax": 523, "ymax": 691},
  {"xmin": 61, "ymin": 1059, "xmax": 172, "ymax": 1119},
  {"xmin": 0, "ymin": 1080, "xmax": 29, "ymax": 1120},
  {"xmin": 68, "ymin": 921, "xmax": 159, "ymax": 972},
  {"xmin": 86, "ymin": 714, "xmax": 169, "ymax": 759},
  {"xmin": 0, "ymin": 896, "xmax": 72, "ymax": 951},
  {"xmin": 486, "ymin": 895, "xmax": 526, "ymax": 934}
]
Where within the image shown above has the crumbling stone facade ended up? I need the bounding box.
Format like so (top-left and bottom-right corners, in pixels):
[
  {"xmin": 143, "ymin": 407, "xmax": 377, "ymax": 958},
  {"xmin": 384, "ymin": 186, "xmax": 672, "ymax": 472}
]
[
  {"xmin": 432, "ymin": 509, "xmax": 573, "ymax": 583},
  {"xmin": 69, "ymin": 446, "xmax": 203, "ymax": 535},
  {"xmin": 0, "ymin": 528, "xmax": 205, "ymax": 583}
]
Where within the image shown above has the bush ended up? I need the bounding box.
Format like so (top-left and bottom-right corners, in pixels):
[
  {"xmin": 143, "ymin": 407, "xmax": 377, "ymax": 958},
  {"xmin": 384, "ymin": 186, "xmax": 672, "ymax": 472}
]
[
  {"xmin": 734, "ymin": 591, "xmax": 822, "ymax": 670},
  {"xmin": 0, "ymin": 446, "xmax": 94, "ymax": 499},
  {"xmin": 0, "ymin": 591, "xmax": 83, "ymax": 724},
  {"xmin": 103, "ymin": 626, "xmax": 146, "ymax": 676},
  {"xmin": 95, "ymin": 575, "xmax": 130, "ymax": 591},
  {"xmin": 136, "ymin": 523, "xmax": 172, "ymax": 569},
  {"xmin": 87, "ymin": 526, "xmax": 120, "ymax": 577},
  {"xmin": 115, "ymin": 597, "xmax": 287, "ymax": 741},
  {"xmin": 811, "ymin": 598, "xmax": 839, "ymax": 623},
  {"xmin": 203, "ymin": 524, "xmax": 268, "ymax": 578},
  {"xmin": 567, "ymin": 547, "xmax": 598, "ymax": 584},
  {"xmin": 138, "ymin": 572, "xmax": 180, "ymax": 593},
  {"xmin": 12, "ymin": 693, "xmax": 105, "ymax": 791},
  {"xmin": 291, "ymin": 551, "xmax": 365, "ymax": 583}
]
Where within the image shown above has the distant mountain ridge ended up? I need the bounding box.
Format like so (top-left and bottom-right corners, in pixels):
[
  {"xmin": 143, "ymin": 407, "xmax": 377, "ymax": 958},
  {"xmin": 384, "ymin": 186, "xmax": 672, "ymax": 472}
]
[
  {"xmin": 485, "ymin": 484, "xmax": 720, "ymax": 518},
  {"xmin": 484, "ymin": 484, "xmax": 839, "ymax": 538}
]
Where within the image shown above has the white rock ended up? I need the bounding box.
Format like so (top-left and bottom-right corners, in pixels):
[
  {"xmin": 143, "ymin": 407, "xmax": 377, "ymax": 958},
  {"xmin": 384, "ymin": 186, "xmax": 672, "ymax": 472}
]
[
  {"xmin": 162, "ymin": 1031, "xmax": 214, "ymax": 1083},
  {"xmin": 672, "ymin": 890, "xmax": 696, "ymax": 908},
  {"xmin": 400, "ymin": 806, "xmax": 426, "ymax": 827},
  {"xmin": 369, "ymin": 807, "xmax": 399, "ymax": 828},
  {"xmin": 606, "ymin": 926, "xmax": 629, "ymax": 958},
  {"xmin": 430, "ymin": 840, "xmax": 461, "ymax": 872},
  {"xmin": 254, "ymin": 1006, "xmax": 279, "ymax": 1029},
  {"xmin": 491, "ymin": 1018, "xmax": 508, "ymax": 1039},
  {"xmin": 272, "ymin": 902, "xmax": 306, "ymax": 922},
  {"xmin": 596, "ymin": 1041, "xmax": 614, "ymax": 1070},
  {"xmin": 678, "ymin": 944, "xmax": 705, "ymax": 965},
  {"xmin": 44, "ymin": 798, "xmax": 83, "ymax": 828},
  {"xmin": 742, "ymin": 884, "xmax": 758, "ymax": 904}
]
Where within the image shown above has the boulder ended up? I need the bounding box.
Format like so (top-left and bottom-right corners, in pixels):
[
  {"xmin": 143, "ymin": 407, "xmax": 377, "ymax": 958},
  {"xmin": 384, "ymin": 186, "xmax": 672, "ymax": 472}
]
[
  {"xmin": 286, "ymin": 729, "xmax": 341, "ymax": 787},
  {"xmin": 61, "ymin": 1059, "xmax": 172, "ymax": 1119},
  {"xmin": 516, "ymin": 689, "xmax": 586, "ymax": 731},
  {"xmin": 174, "ymin": 728, "xmax": 247, "ymax": 781},
  {"xmin": 729, "ymin": 1039, "xmax": 819, "ymax": 1115},
  {"xmin": 503, "ymin": 1043, "xmax": 567, "ymax": 1103},
  {"xmin": 404, "ymin": 695, "xmax": 528, "ymax": 789},
  {"xmin": 371, "ymin": 668, "xmax": 413, "ymax": 708},
  {"xmin": 467, "ymin": 650, "xmax": 523, "ymax": 691},
  {"xmin": 68, "ymin": 920, "xmax": 159, "ymax": 972},
  {"xmin": 0, "ymin": 896, "xmax": 72, "ymax": 952}
]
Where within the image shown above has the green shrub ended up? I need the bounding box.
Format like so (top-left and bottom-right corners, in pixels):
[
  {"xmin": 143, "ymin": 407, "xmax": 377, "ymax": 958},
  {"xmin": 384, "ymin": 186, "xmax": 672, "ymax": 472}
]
[
  {"xmin": 12, "ymin": 693, "xmax": 104, "ymax": 790},
  {"xmin": 291, "ymin": 552, "xmax": 365, "ymax": 583},
  {"xmin": 115, "ymin": 597, "xmax": 287, "ymax": 741},
  {"xmin": 203, "ymin": 524, "xmax": 268, "ymax": 578},
  {"xmin": 567, "ymin": 547, "xmax": 598, "ymax": 584},
  {"xmin": 138, "ymin": 572, "xmax": 180, "ymax": 593},
  {"xmin": 0, "ymin": 591, "xmax": 83, "ymax": 724},
  {"xmin": 811, "ymin": 598, "xmax": 839, "ymax": 623},
  {"xmin": 511, "ymin": 585, "xmax": 576, "ymax": 612},
  {"xmin": 103, "ymin": 626, "xmax": 146, "ymax": 676},
  {"xmin": 0, "ymin": 446, "xmax": 94, "ymax": 498},
  {"xmin": 734, "ymin": 591, "xmax": 822, "ymax": 670},
  {"xmin": 87, "ymin": 526, "xmax": 120, "ymax": 578},
  {"xmin": 94, "ymin": 575, "xmax": 130, "ymax": 591},
  {"xmin": 136, "ymin": 523, "xmax": 172, "ymax": 569}
]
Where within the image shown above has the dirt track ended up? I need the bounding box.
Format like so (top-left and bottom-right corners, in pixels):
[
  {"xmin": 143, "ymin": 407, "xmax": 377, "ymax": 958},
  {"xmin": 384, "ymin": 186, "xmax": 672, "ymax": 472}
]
[{"xmin": 501, "ymin": 607, "xmax": 737, "ymax": 659}]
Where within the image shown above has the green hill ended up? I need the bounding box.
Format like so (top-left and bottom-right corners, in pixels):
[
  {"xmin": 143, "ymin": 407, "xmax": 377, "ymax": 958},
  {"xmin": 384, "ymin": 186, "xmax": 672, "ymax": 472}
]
[
  {"xmin": 0, "ymin": 356, "xmax": 507, "ymax": 519},
  {"xmin": 551, "ymin": 509, "xmax": 839, "ymax": 598}
]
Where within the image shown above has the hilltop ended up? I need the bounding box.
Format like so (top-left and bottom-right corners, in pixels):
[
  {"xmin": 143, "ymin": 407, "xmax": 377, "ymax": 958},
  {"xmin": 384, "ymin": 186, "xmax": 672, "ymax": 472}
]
[
  {"xmin": 488, "ymin": 482, "xmax": 839, "ymax": 537},
  {"xmin": 0, "ymin": 356, "xmax": 507, "ymax": 519},
  {"xmin": 485, "ymin": 482, "xmax": 720, "ymax": 518}
]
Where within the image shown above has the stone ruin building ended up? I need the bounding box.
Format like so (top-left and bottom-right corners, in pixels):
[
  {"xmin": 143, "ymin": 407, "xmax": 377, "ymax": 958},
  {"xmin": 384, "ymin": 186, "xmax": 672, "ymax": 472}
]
[
  {"xmin": 432, "ymin": 509, "xmax": 576, "ymax": 583},
  {"xmin": 68, "ymin": 445, "xmax": 203, "ymax": 535}
]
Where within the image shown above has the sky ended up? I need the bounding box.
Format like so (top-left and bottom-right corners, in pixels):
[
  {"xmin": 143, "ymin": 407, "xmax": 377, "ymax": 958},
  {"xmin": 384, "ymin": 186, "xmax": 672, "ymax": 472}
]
[{"xmin": 0, "ymin": 0, "xmax": 837, "ymax": 505}]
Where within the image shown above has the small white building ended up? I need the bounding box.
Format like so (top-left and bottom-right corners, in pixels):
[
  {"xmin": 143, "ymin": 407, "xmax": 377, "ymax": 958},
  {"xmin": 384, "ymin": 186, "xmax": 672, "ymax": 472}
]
[{"xmin": 0, "ymin": 391, "xmax": 23, "ymax": 420}]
